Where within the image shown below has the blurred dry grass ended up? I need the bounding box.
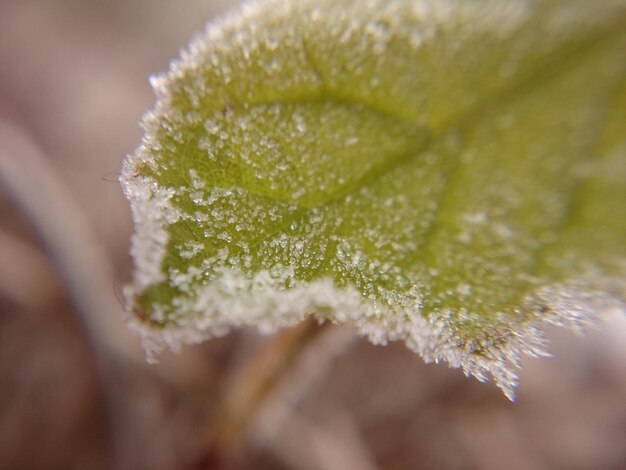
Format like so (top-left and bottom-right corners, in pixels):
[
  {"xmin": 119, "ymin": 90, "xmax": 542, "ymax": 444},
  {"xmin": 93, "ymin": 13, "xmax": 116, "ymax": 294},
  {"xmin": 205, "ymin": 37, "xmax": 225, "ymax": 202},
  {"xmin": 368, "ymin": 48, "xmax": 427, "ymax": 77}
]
[{"xmin": 0, "ymin": 1, "xmax": 625, "ymax": 469}]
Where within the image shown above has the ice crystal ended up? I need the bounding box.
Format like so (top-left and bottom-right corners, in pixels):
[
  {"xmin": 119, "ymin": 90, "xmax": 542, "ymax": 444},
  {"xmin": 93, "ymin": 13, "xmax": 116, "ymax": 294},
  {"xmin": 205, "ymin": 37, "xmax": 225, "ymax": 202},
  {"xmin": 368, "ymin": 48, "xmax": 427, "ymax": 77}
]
[{"xmin": 122, "ymin": 0, "xmax": 626, "ymax": 398}]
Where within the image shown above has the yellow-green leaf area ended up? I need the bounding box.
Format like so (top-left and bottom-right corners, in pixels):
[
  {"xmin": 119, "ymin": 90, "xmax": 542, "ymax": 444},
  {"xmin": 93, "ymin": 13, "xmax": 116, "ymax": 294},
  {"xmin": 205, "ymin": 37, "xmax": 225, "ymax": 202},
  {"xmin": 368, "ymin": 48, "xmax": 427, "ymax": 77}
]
[{"xmin": 122, "ymin": 0, "xmax": 626, "ymax": 397}]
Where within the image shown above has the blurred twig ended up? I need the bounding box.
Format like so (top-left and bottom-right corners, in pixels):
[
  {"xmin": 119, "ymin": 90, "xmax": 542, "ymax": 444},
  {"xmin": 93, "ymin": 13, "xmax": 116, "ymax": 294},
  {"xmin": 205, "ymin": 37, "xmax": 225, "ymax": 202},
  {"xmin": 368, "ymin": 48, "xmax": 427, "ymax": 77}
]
[
  {"xmin": 252, "ymin": 324, "xmax": 357, "ymax": 443},
  {"xmin": 0, "ymin": 119, "xmax": 136, "ymax": 361},
  {"xmin": 195, "ymin": 319, "xmax": 359, "ymax": 469},
  {"xmin": 199, "ymin": 319, "xmax": 330, "ymax": 464},
  {"xmin": 252, "ymin": 326, "xmax": 370, "ymax": 470},
  {"xmin": 0, "ymin": 119, "xmax": 143, "ymax": 469}
]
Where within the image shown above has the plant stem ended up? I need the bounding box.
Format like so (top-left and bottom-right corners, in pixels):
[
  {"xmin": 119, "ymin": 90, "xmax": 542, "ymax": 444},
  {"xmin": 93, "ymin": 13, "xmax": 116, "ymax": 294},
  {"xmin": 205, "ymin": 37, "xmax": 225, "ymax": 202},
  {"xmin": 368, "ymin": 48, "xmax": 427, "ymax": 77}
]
[{"xmin": 197, "ymin": 318, "xmax": 330, "ymax": 468}]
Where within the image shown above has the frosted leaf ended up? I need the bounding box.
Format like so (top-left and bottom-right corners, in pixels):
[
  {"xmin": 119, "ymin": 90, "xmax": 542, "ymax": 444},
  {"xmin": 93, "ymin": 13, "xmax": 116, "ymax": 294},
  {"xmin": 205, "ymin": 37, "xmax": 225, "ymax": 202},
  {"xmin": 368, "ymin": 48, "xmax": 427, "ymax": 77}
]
[{"xmin": 121, "ymin": 0, "xmax": 626, "ymax": 399}]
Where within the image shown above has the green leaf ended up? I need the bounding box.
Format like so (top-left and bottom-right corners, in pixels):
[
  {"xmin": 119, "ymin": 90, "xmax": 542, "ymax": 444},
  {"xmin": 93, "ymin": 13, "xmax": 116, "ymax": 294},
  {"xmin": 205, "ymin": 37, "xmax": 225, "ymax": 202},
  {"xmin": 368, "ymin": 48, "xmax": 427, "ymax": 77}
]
[{"xmin": 122, "ymin": 0, "xmax": 626, "ymax": 398}]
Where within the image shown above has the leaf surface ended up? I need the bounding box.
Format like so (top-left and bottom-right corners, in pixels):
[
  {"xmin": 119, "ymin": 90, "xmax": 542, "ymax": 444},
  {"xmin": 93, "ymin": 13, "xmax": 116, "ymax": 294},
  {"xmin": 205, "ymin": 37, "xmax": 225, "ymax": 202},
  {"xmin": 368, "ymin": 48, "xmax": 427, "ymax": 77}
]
[{"xmin": 122, "ymin": 0, "xmax": 626, "ymax": 397}]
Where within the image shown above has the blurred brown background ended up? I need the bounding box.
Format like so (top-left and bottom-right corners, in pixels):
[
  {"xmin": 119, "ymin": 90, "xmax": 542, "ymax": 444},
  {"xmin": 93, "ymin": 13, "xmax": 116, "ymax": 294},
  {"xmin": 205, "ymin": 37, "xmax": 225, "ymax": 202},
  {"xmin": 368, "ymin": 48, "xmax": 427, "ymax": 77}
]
[{"xmin": 1, "ymin": 1, "xmax": 625, "ymax": 469}]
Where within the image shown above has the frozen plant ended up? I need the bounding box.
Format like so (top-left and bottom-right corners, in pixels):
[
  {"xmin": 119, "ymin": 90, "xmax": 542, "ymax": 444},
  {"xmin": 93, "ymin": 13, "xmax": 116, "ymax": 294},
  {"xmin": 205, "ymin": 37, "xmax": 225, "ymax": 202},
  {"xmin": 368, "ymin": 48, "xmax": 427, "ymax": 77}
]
[{"xmin": 122, "ymin": 0, "xmax": 626, "ymax": 400}]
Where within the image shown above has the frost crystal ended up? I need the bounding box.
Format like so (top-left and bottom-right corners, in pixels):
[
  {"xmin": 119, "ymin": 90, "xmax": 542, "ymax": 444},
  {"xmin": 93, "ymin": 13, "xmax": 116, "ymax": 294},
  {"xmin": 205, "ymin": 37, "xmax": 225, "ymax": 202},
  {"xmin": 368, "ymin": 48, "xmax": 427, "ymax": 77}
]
[{"xmin": 122, "ymin": 0, "xmax": 626, "ymax": 398}]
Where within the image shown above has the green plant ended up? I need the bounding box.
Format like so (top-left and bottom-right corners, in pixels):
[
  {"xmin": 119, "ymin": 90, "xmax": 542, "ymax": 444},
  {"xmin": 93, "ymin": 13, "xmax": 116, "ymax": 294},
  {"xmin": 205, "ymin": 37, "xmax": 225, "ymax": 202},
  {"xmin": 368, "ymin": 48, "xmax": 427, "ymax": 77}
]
[{"xmin": 122, "ymin": 0, "xmax": 626, "ymax": 400}]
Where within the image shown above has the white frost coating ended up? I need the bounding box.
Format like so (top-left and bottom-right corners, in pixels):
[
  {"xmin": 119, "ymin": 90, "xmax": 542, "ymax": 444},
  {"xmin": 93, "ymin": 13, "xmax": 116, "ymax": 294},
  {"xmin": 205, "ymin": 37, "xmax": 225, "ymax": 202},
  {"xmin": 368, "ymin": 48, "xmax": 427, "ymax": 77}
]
[
  {"xmin": 127, "ymin": 266, "xmax": 625, "ymax": 400},
  {"xmin": 121, "ymin": 0, "xmax": 626, "ymax": 400},
  {"xmin": 120, "ymin": 172, "xmax": 182, "ymax": 290},
  {"xmin": 537, "ymin": 274, "xmax": 626, "ymax": 333}
]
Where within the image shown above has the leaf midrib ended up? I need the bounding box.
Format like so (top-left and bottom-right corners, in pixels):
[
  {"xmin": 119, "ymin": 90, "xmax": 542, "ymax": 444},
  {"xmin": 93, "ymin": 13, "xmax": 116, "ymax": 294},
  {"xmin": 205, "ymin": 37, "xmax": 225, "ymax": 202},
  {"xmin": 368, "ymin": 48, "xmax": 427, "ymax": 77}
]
[{"xmin": 237, "ymin": 15, "xmax": 626, "ymax": 265}]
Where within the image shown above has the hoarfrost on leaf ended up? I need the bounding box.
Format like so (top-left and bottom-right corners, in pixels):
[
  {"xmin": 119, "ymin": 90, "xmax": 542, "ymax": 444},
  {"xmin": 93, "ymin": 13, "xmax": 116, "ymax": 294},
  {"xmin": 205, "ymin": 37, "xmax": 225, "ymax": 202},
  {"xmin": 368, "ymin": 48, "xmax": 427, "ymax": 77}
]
[{"xmin": 122, "ymin": 0, "xmax": 626, "ymax": 399}]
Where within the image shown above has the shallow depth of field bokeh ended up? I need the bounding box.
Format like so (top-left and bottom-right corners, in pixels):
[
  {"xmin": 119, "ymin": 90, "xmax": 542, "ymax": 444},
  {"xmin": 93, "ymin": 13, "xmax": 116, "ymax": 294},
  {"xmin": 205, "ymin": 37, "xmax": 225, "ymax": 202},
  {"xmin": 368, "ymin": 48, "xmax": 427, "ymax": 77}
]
[{"xmin": 1, "ymin": 2, "xmax": 625, "ymax": 469}]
